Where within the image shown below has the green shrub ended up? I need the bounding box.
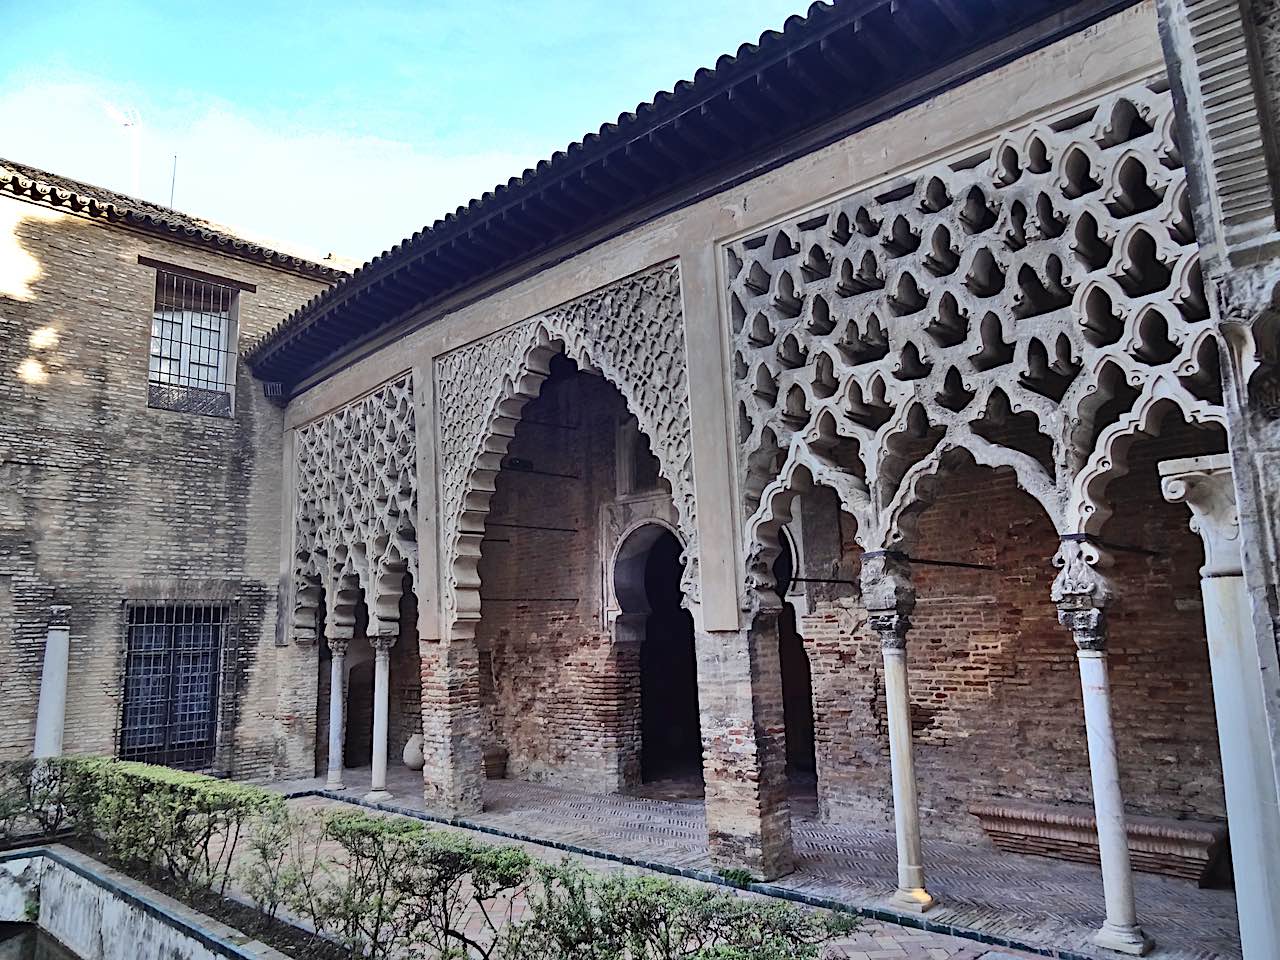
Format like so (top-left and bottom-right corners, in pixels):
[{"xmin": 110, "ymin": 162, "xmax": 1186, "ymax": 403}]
[
  {"xmin": 2, "ymin": 760, "xmax": 856, "ymax": 960},
  {"xmin": 0, "ymin": 757, "xmax": 100, "ymax": 839},
  {"xmin": 82, "ymin": 760, "xmax": 283, "ymax": 893},
  {"xmin": 248, "ymin": 807, "xmax": 535, "ymax": 960},
  {"xmin": 0, "ymin": 757, "xmax": 281, "ymax": 896},
  {"xmin": 504, "ymin": 863, "xmax": 856, "ymax": 960}
]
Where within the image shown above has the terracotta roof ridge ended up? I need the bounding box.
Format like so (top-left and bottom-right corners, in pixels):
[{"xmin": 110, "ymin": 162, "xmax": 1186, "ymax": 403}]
[{"xmin": 0, "ymin": 157, "xmax": 350, "ymax": 283}]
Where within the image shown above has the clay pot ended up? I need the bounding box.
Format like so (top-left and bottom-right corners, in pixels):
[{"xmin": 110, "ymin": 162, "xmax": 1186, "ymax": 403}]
[{"xmin": 402, "ymin": 734, "xmax": 425, "ymax": 771}]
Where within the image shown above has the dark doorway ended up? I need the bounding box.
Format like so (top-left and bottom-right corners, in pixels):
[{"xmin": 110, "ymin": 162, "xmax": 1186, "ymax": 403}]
[
  {"xmin": 344, "ymin": 659, "xmax": 374, "ymax": 768},
  {"xmin": 773, "ymin": 536, "xmax": 818, "ymax": 783},
  {"xmin": 639, "ymin": 530, "xmax": 703, "ymax": 783}
]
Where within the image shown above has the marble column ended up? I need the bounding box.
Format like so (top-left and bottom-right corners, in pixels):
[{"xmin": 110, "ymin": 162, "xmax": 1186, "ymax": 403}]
[
  {"xmin": 325, "ymin": 631, "xmax": 352, "ymax": 791},
  {"xmin": 33, "ymin": 605, "xmax": 71, "ymax": 759},
  {"xmin": 861, "ymin": 552, "xmax": 934, "ymax": 913},
  {"xmin": 1161, "ymin": 454, "xmax": 1280, "ymax": 960},
  {"xmin": 1052, "ymin": 538, "xmax": 1152, "ymax": 956},
  {"xmin": 367, "ymin": 634, "xmax": 397, "ymax": 801}
]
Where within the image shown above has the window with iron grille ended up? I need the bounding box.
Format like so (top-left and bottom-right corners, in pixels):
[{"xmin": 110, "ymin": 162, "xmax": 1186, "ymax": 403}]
[
  {"xmin": 120, "ymin": 603, "xmax": 231, "ymax": 771},
  {"xmin": 147, "ymin": 269, "xmax": 238, "ymax": 417}
]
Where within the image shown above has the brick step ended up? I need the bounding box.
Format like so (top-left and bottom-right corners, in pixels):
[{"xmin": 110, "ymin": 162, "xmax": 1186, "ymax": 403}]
[{"xmin": 969, "ymin": 800, "xmax": 1229, "ymax": 886}]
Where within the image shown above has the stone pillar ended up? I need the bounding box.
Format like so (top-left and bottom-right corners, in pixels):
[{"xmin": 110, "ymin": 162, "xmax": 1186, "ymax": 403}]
[
  {"xmin": 1161, "ymin": 454, "xmax": 1280, "ymax": 960},
  {"xmin": 695, "ymin": 600, "xmax": 793, "ymax": 880},
  {"xmin": 366, "ymin": 635, "xmax": 396, "ymax": 801},
  {"xmin": 860, "ymin": 552, "xmax": 934, "ymax": 913},
  {"xmin": 1052, "ymin": 539, "xmax": 1152, "ymax": 956},
  {"xmin": 419, "ymin": 636, "xmax": 484, "ymax": 816},
  {"xmin": 33, "ymin": 605, "xmax": 71, "ymax": 759},
  {"xmin": 325, "ymin": 628, "xmax": 353, "ymax": 791}
]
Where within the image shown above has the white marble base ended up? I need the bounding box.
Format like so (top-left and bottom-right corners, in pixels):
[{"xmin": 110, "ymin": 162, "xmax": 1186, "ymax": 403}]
[
  {"xmin": 364, "ymin": 790, "xmax": 393, "ymax": 803},
  {"xmin": 889, "ymin": 886, "xmax": 937, "ymax": 914},
  {"xmin": 1092, "ymin": 922, "xmax": 1154, "ymax": 955}
]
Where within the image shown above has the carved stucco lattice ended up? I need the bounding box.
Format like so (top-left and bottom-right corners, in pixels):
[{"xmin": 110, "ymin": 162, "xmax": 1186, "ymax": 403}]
[
  {"xmin": 293, "ymin": 374, "xmax": 418, "ymax": 640},
  {"xmin": 436, "ymin": 262, "xmax": 694, "ymax": 639},
  {"xmin": 730, "ymin": 80, "xmax": 1226, "ymax": 597}
]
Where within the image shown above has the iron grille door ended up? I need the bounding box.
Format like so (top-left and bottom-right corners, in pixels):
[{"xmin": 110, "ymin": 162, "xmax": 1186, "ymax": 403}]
[{"xmin": 120, "ymin": 605, "xmax": 224, "ymax": 769}]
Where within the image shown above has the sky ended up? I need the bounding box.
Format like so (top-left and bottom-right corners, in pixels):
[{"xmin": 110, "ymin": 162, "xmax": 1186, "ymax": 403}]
[{"xmin": 0, "ymin": 0, "xmax": 811, "ymax": 263}]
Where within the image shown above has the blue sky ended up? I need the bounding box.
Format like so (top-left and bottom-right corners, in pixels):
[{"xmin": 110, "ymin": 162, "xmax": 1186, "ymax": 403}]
[{"xmin": 1, "ymin": 1, "xmax": 809, "ymax": 261}]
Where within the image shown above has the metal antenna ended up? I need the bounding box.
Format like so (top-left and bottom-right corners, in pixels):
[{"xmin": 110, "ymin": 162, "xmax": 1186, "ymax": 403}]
[{"xmin": 169, "ymin": 155, "xmax": 178, "ymax": 207}]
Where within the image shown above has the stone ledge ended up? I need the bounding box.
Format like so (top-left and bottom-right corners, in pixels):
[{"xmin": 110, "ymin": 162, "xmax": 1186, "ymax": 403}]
[{"xmin": 969, "ymin": 801, "xmax": 1229, "ymax": 885}]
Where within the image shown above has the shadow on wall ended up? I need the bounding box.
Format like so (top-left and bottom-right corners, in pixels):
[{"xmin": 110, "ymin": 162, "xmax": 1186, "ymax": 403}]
[{"xmin": 640, "ymin": 530, "xmax": 701, "ymax": 783}]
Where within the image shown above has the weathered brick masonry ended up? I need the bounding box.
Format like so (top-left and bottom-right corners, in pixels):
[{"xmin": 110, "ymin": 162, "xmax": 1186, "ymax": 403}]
[
  {"xmin": 794, "ymin": 424, "xmax": 1226, "ymax": 844},
  {"xmin": 0, "ymin": 191, "xmax": 330, "ymax": 776},
  {"xmin": 474, "ymin": 360, "xmax": 677, "ymax": 791}
]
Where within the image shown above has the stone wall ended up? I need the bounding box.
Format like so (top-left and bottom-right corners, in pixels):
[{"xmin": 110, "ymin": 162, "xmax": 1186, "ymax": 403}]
[
  {"xmin": 793, "ymin": 434, "xmax": 1224, "ymax": 843},
  {"xmin": 0, "ymin": 193, "xmax": 329, "ymax": 776}
]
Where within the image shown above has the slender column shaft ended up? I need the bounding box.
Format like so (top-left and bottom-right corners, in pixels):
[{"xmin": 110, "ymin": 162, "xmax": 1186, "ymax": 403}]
[
  {"xmin": 1076, "ymin": 648, "xmax": 1147, "ymax": 948},
  {"xmin": 326, "ymin": 642, "xmax": 348, "ymax": 790},
  {"xmin": 33, "ymin": 606, "xmax": 71, "ymax": 759},
  {"xmin": 1053, "ymin": 539, "xmax": 1151, "ymax": 955},
  {"xmin": 881, "ymin": 641, "xmax": 930, "ymax": 905},
  {"xmin": 368, "ymin": 639, "xmax": 394, "ymax": 800},
  {"xmin": 861, "ymin": 552, "xmax": 934, "ymax": 913}
]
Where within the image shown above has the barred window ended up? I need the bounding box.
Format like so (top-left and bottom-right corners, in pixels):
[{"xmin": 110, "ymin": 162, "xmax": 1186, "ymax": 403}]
[
  {"xmin": 120, "ymin": 604, "xmax": 229, "ymax": 770},
  {"xmin": 147, "ymin": 269, "xmax": 238, "ymax": 417}
]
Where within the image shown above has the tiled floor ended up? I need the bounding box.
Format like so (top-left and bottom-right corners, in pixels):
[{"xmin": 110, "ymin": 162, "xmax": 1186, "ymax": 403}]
[{"xmin": 273, "ymin": 766, "xmax": 1241, "ymax": 960}]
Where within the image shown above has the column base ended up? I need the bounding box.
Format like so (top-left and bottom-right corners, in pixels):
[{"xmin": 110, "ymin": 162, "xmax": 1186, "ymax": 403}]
[
  {"xmin": 889, "ymin": 886, "xmax": 937, "ymax": 914},
  {"xmin": 325, "ymin": 777, "xmax": 346, "ymax": 791},
  {"xmin": 364, "ymin": 790, "xmax": 393, "ymax": 803},
  {"xmin": 1092, "ymin": 922, "xmax": 1153, "ymax": 956}
]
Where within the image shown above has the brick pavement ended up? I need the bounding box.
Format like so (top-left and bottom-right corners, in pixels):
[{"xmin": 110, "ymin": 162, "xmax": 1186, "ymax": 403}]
[{"xmin": 274, "ymin": 766, "xmax": 1241, "ymax": 960}]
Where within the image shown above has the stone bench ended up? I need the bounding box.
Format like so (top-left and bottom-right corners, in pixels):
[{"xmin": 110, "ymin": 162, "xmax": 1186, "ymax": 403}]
[{"xmin": 969, "ymin": 800, "xmax": 1229, "ymax": 886}]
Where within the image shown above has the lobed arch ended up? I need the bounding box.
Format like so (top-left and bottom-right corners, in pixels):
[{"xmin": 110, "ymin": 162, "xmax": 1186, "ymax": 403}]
[
  {"xmin": 611, "ymin": 518, "xmax": 685, "ymax": 617},
  {"xmin": 434, "ymin": 262, "xmax": 695, "ymax": 641},
  {"xmin": 291, "ymin": 374, "xmax": 418, "ymax": 643},
  {"xmin": 745, "ymin": 459, "xmax": 866, "ymax": 605},
  {"xmin": 727, "ymin": 79, "xmax": 1228, "ymax": 595}
]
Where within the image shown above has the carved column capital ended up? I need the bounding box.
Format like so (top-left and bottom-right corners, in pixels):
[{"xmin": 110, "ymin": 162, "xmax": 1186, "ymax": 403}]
[
  {"xmin": 48, "ymin": 605, "xmax": 70, "ymax": 629},
  {"xmin": 1051, "ymin": 537, "xmax": 1114, "ymax": 609},
  {"xmin": 1052, "ymin": 538, "xmax": 1113, "ymax": 651},
  {"xmin": 371, "ymin": 634, "xmax": 398, "ymax": 657},
  {"xmin": 870, "ymin": 614, "xmax": 911, "ymax": 651},
  {"xmin": 327, "ymin": 635, "xmax": 352, "ymax": 658},
  {"xmin": 861, "ymin": 551, "xmax": 915, "ymax": 650},
  {"xmin": 1159, "ymin": 453, "xmax": 1242, "ymax": 578}
]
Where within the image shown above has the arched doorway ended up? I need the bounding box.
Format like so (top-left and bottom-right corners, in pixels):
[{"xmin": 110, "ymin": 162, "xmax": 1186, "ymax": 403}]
[{"xmin": 614, "ymin": 523, "xmax": 702, "ymax": 787}]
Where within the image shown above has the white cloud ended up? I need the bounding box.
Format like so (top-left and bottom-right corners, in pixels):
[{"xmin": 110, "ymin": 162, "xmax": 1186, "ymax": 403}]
[{"xmin": 0, "ymin": 78, "xmax": 545, "ymax": 263}]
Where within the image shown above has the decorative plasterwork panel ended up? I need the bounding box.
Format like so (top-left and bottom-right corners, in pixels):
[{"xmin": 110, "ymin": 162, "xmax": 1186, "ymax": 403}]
[
  {"xmin": 436, "ymin": 262, "xmax": 694, "ymax": 639},
  {"xmin": 293, "ymin": 373, "xmax": 417, "ymax": 640},
  {"xmin": 728, "ymin": 79, "xmax": 1226, "ymax": 597}
]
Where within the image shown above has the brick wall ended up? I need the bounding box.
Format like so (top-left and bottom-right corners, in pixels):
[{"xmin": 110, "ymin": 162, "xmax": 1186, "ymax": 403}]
[
  {"xmin": 793, "ymin": 426, "xmax": 1225, "ymax": 843},
  {"xmin": 0, "ymin": 193, "xmax": 329, "ymax": 777}
]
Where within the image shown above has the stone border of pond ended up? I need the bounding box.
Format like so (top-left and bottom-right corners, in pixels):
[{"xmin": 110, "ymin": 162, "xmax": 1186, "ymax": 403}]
[{"xmin": 0, "ymin": 846, "xmax": 290, "ymax": 960}]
